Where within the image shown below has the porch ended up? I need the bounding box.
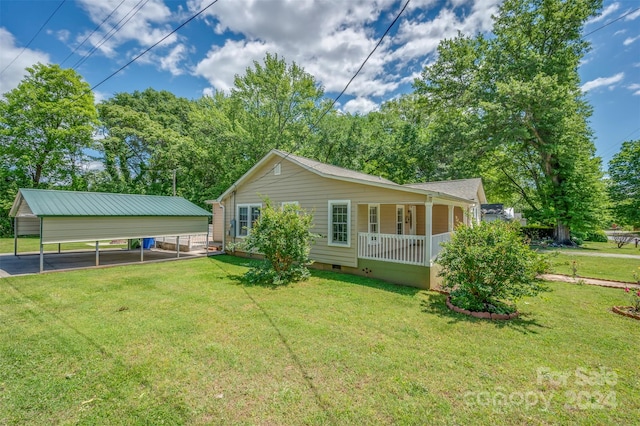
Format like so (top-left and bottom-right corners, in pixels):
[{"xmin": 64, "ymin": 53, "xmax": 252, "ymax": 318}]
[{"xmin": 356, "ymin": 202, "xmax": 466, "ymax": 266}]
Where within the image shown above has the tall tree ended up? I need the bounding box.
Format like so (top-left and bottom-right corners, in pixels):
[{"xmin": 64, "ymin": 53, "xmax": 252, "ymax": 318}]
[
  {"xmin": 231, "ymin": 53, "xmax": 324, "ymax": 162},
  {"xmin": 608, "ymin": 140, "xmax": 640, "ymax": 227},
  {"xmin": 414, "ymin": 0, "xmax": 607, "ymax": 242},
  {"xmin": 95, "ymin": 89, "xmax": 192, "ymax": 195},
  {"xmin": 0, "ymin": 63, "xmax": 97, "ymax": 188}
]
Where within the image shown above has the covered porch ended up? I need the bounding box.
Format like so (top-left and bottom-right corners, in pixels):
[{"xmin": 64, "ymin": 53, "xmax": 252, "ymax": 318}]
[{"xmin": 356, "ymin": 201, "xmax": 470, "ymax": 266}]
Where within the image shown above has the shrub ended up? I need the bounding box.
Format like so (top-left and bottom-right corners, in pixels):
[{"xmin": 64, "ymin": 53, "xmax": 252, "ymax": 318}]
[
  {"xmin": 585, "ymin": 230, "xmax": 608, "ymax": 243},
  {"xmin": 520, "ymin": 225, "xmax": 554, "ymax": 242},
  {"xmin": 241, "ymin": 198, "xmax": 318, "ymax": 285},
  {"xmin": 438, "ymin": 221, "xmax": 549, "ymax": 314}
]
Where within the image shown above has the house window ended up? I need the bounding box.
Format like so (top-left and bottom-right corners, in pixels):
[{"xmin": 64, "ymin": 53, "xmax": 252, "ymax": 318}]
[
  {"xmin": 396, "ymin": 205, "xmax": 404, "ymax": 235},
  {"xmin": 237, "ymin": 204, "xmax": 261, "ymax": 237},
  {"xmin": 328, "ymin": 200, "xmax": 350, "ymax": 247},
  {"xmin": 368, "ymin": 204, "xmax": 379, "ymax": 244},
  {"xmin": 274, "ymin": 163, "xmax": 281, "ymax": 175}
]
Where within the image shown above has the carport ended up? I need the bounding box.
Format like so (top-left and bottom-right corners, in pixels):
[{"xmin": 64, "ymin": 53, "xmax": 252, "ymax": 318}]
[{"xmin": 8, "ymin": 189, "xmax": 212, "ymax": 273}]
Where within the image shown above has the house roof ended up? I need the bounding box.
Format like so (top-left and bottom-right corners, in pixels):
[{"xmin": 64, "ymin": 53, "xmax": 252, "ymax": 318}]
[
  {"xmin": 403, "ymin": 178, "xmax": 486, "ymax": 203},
  {"xmin": 10, "ymin": 189, "xmax": 211, "ymax": 217},
  {"xmin": 213, "ymin": 150, "xmax": 484, "ymax": 205},
  {"xmin": 283, "ymin": 151, "xmax": 397, "ymax": 185}
]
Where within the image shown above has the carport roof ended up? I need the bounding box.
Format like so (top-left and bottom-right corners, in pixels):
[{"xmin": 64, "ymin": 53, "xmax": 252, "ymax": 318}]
[{"xmin": 9, "ymin": 189, "xmax": 211, "ymax": 217}]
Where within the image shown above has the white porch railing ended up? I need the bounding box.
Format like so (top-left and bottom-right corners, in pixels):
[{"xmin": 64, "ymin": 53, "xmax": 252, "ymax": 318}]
[
  {"xmin": 357, "ymin": 231, "xmax": 452, "ymax": 265},
  {"xmin": 431, "ymin": 232, "xmax": 451, "ymax": 261},
  {"xmin": 358, "ymin": 233, "xmax": 426, "ymax": 266}
]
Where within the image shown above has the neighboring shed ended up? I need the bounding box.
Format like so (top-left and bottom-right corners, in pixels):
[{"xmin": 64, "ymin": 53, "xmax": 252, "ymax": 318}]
[{"xmin": 9, "ymin": 189, "xmax": 211, "ymax": 272}]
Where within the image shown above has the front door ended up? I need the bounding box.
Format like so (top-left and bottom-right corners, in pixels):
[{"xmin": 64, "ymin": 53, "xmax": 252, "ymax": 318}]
[{"xmin": 409, "ymin": 205, "xmax": 417, "ymax": 235}]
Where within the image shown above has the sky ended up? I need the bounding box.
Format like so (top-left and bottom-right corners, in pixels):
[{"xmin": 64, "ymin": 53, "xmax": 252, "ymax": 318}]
[{"xmin": 0, "ymin": 0, "xmax": 639, "ymax": 167}]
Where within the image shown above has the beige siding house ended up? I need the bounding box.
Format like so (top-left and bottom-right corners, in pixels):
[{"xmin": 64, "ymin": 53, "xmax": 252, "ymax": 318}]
[{"xmin": 210, "ymin": 150, "xmax": 486, "ymax": 289}]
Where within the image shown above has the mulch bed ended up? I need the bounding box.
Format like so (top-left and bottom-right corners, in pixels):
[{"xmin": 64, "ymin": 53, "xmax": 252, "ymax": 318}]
[
  {"xmin": 446, "ymin": 297, "xmax": 519, "ymax": 320},
  {"xmin": 612, "ymin": 306, "xmax": 640, "ymax": 320}
]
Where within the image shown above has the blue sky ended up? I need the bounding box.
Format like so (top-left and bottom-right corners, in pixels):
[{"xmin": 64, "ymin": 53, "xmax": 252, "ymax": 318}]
[{"xmin": 1, "ymin": 0, "xmax": 638, "ymax": 167}]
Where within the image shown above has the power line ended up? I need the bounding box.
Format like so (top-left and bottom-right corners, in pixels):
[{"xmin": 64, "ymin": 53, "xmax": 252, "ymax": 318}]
[
  {"xmin": 90, "ymin": 0, "xmax": 221, "ymax": 92},
  {"xmin": 73, "ymin": 0, "xmax": 150, "ymax": 70},
  {"xmin": 60, "ymin": 0, "xmax": 127, "ymax": 66},
  {"xmin": 584, "ymin": 7, "xmax": 640, "ymax": 37},
  {"xmin": 249, "ymin": 0, "xmax": 412, "ymax": 190},
  {"xmin": 0, "ymin": 0, "xmax": 66, "ymax": 76}
]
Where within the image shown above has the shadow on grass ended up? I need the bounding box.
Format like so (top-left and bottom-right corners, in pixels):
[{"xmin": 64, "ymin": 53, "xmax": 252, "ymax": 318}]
[
  {"xmin": 209, "ymin": 254, "xmax": 420, "ymax": 296},
  {"xmin": 420, "ymin": 292, "xmax": 550, "ymax": 335}
]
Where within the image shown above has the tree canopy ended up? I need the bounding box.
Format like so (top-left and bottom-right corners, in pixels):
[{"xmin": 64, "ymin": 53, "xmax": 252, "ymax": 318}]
[
  {"xmin": 608, "ymin": 140, "xmax": 640, "ymax": 227},
  {"xmin": 413, "ymin": 0, "xmax": 607, "ymax": 242}
]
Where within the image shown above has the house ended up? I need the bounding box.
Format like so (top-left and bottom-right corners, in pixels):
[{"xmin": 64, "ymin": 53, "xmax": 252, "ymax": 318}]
[{"xmin": 208, "ymin": 150, "xmax": 486, "ymax": 289}]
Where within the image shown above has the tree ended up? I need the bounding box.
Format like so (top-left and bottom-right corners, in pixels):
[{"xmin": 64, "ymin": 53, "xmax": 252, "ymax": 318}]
[
  {"xmin": 438, "ymin": 221, "xmax": 548, "ymax": 314},
  {"xmin": 414, "ymin": 0, "xmax": 607, "ymax": 243},
  {"xmin": 95, "ymin": 89, "xmax": 192, "ymax": 195},
  {"xmin": 239, "ymin": 199, "xmax": 318, "ymax": 285},
  {"xmin": 231, "ymin": 53, "xmax": 324, "ymax": 163},
  {"xmin": 608, "ymin": 140, "xmax": 640, "ymax": 227},
  {"xmin": 0, "ymin": 63, "xmax": 98, "ymax": 189}
]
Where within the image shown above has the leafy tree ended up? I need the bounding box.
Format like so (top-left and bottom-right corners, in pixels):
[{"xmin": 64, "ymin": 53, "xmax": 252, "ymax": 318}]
[
  {"xmin": 438, "ymin": 221, "xmax": 548, "ymax": 314},
  {"xmin": 95, "ymin": 89, "xmax": 192, "ymax": 195},
  {"xmin": 231, "ymin": 53, "xmax": 324, "ymax": 163},
  {"xmin": 239, "ymin": 199, "xmax": 318, "ymax": 285},
  {"xmin": 608, "ymin": 140, "xmax": 640, "ymax": 227},
  {"xmin": 0, "ymin": 63, "xmax": 97, "ymax": 188},
  {"xmin": 414, "ymin": 0, "xmax": 607, "ymax": 242}
]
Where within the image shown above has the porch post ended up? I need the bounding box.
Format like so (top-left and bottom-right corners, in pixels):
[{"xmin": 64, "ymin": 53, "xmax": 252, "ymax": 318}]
[
  {"xmin": 13, "ymin": 217, "xmax": 17, "ymax": 256},
  {"xmin": 447, "ymin": 205, "xmax": 454, "ymax": 232},
  {"xmin": 425, "ymin": 200, "xmax": 433, "ymax": 266},
  {"xmin": 39, "ymin": 217, "xmax": 43, "ymax": 273}
]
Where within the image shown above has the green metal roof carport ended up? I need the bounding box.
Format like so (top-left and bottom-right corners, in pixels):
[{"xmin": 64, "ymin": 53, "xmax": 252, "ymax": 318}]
[{"xmin": 9, "ymin": 189, "xmax": 212, "ymax": 273}]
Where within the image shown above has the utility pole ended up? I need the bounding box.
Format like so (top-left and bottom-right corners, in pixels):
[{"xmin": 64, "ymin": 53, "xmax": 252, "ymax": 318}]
[{"xmin": 172, "ymin": 169, "xmax": 176, "ymax": 196}]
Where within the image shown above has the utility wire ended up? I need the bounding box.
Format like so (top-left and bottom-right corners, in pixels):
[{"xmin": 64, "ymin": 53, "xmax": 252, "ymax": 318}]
[
  {"xmin": 583, "ymin": 7, "xmax": 640, "ymax": 37},
  {"xmin": 60, "ymin": 0, "xmax": 127, "ymax": 66},
  {"xmin": 73, "ymin": 0, "xmax": 149, "ymax": 70},
  {"xmin": 249, "ymin": 0, "xmax": 412, "ymax": 190},
  {"xmin": 0, "ymin": 0, "xmax": 66, "ymax": 76},
  {"xmin": 90, "ymin": 0, "xmax": 221, "ymax": 92}
]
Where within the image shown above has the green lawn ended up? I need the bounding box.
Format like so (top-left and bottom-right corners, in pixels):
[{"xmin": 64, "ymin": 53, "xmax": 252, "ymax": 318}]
[
  {"xmin": 0, "ymin": 237, "xmax": 127, "ymax": 254},
  {"xmin": 1, "ymin": 256, "xmax": 638, "ymax": 425},
  {"xmin": 556, "ymin": 241, "xmax": 640, "ymax": 255},
  {"xmin": 549, "ymin": 253, "xmax": 640, "ymax": 283}
]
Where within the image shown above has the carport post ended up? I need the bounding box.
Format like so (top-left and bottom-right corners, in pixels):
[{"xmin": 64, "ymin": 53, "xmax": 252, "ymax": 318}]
[
  {"xmin": 58, "ymin": 243, "xmax": 61, "ymax": 254},
  {"xmin": 39, "ymin": 217, "xmax": 43, "ymax": 273},
  {"xmin": 206, "ymin": 225, "xmax": 210, "ymax": 257},
  {"xmin": 13, "ymin": 217, "xmax": 17, "ymax": 256},
  {"xmin": 176, "ymin": 236, "xmax": 180, "ymax": 258},
  {"xmin": 95, "ymin": 241, "xmax": 99, "ymax": 266},
  {"xmin": 140, "ymin": 240, "xmax": 144, "ymax": 262}
]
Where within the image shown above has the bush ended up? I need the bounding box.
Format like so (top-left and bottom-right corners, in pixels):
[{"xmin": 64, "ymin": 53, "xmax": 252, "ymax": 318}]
[
  {"xmin": 585, "ymin": 230, "xmax": 608, "ymax": 243},
  {"xmin": 240, "ymin": 198, "xmax": 318, "ymax": 285},
  {"xmin": 520, "ymin": 225, "xmax": 554, "ymax": 241},
  {"xmin": 438, "ymin": 221, "xmax": 548, "ymax": 314}
]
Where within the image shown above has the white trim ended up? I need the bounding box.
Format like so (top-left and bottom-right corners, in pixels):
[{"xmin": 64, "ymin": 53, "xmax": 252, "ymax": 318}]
[
  {"xmin": 236, "ymin": 203, "xmax": 261, "ymax": 238},
  {"xmin": 328, "ymin": 200, "xmax": 351, "ymax": 247}
]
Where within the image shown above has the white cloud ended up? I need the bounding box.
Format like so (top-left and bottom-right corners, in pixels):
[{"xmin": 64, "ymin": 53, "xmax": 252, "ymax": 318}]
[
  {"xmin": 613, "ymin": 29, "xmax": 626, "ymax": 36},
  {"xmin": 159, "ymin": 43, "xmax": 188, "ymax": 76},
  {"xmin": 191, "ymin": 0, "xmax": 500, "ymax": 100},
  {"xmin": 586, "ymin": 2, "xmax": 620, "ymax": 25},
  {"xmin": 343, "ymin": 96, "xmax": 379, "ymax": 114},
  {"xmin": 48, "ymin": 29, "xmax": 71, "ymax": 43},
  {"xmin": 75, "ymin": 0, "xmax": 176, "ymax": 59},
  {"xmin": 0, "ymin": 27, "xmax": 50, "ymax": 95},
  {"xmin": 623, "ymin": 35, "xmax": 640, "ymax": 46},
  {"xmin": 628, "ymin": 83, "xmax": 640, "ymax": 96},
  {"xmin": 194, "ymin": 40, "xmax": 272, "ymax": 93},
  {"xmin": 581, "ymin": 72, "xmax": 624, "ymax": 92},
  {"xmin": 625, "ymin": 8, "xmax": 640, "ymax": 21}
]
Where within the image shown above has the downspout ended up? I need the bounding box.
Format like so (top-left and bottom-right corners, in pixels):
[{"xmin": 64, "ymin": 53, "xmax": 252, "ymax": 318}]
[{"xmin": 220, "ymin": 202, "xmax": 226, "ymax": 253}]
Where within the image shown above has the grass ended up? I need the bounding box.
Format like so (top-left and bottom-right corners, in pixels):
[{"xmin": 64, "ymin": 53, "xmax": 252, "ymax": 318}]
[
  {"xmin": 549, "ymin": 253, "xmax": 640, "ymax": 283},
  {"xmin": 1, "ymin": 255, "xmax": 639, "ymax": 425},
  {"xmin": 0, "ymin": 237, "xmax": 127, "ymax": 254},
  {"xmin": 554, "ymin": 241, "xmax": 640, "ymax": 255}
]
